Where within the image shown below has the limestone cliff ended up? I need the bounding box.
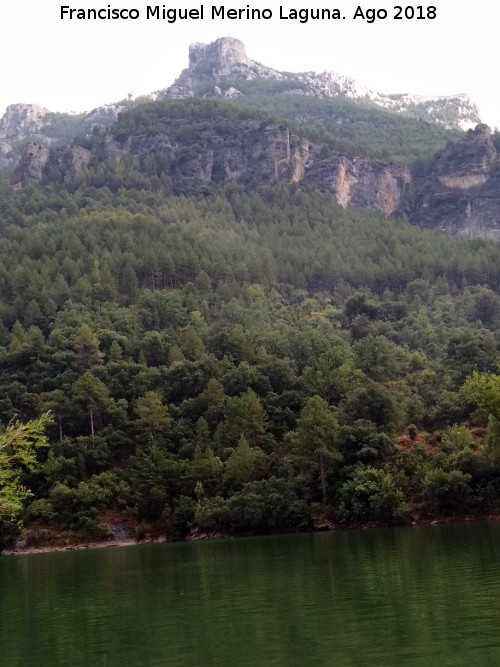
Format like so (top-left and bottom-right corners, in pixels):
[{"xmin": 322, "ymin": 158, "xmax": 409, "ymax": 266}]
[
  {"xmin": 90, "ymin": 114, "xmax": 410, "ymax": 216},
  {"xmin": 0, "ymin": 104, "xmax": 50, "ymax": 169},
  {"xmin": 10, "ymin": 143, "xmax": 50, "ymax": 189},
  {"xmin": 11, "ymin": 143, "xmax": 90, "ymax": 189},
  {"xmin": 412, "ymin": 124, "xmax": 500, "ymax": 239},
  {"xmin": 0, "ymin": 104, "xmax": 49, "ymax": 141},
  {"xmin": 11, "ymin": 108, "xmax": 410, "ymax": 218},
  {"xmin": 9, "ymin": 113, "xmax": 500, "ymax": 239},
  {"xmin": 306, "ymin": 157, "xmax": 410, "ymax": 217}
]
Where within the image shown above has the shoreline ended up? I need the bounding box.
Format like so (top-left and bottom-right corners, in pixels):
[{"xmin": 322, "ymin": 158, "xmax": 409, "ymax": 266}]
[{"xmin": 2, "ymin": 512, "xmax": 500, "ymax": 557}]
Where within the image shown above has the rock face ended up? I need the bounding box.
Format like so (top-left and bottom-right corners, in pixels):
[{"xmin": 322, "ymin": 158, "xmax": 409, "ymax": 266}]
[
  {"xmin": 306, "ymin": 157, "xmax": 410, "ymax": 217},
  {"xmin": 11, "ymin": 143, "xmax": 90, "ymax": 189},
  {"xmin": 413, "ymin": 124, "xmax": 500, "ymax": 239},
  {"xmin": 94, "ymin": 117, "xmax": 410, "ymax": 216},
  {"xmin": 13, "ymin": 115, "xmax": 500, "ymax": 237},
  {"xmin": 0, "ymin": 104, "xmax": 51, "ymax": 169},
  {"xmin": 0, "ymin": 104, "xmax": 49, "ymax": 141},
  {"xmin": 48, "ymin": 145, "xmax": 92, "ymax": 174},
  {"xmin": 189, "ymin": 38, "xmax": 255, "ymax": 76},
  {"xmin": 83, "ymin": 98, "xmax": 155, "ymax": 132},
  {"xmin": 159, "ymin": 37, "xmax": 480, "ymax": 130},
  {"xmin": 11, "ymin": 112, "xmax": 410, "ymax": 218},
  {"xmin": 10, "ymin": 143, "xmax": 50, "ymax": 189},
  {"xmin": 161, "ymin": 37, "xmax": 286, "ymax": 99}
]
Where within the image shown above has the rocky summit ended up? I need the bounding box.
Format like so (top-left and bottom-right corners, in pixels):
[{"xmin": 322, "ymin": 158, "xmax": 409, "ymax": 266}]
[{"xmin": 159, "ymin": 37, "xmax": 480, "ymax": 131}]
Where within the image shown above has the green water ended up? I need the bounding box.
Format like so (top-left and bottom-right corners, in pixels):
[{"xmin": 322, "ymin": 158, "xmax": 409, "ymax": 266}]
[{"xmin": 1, "ymin": 523, "xmax": 499, "ymax": 666}]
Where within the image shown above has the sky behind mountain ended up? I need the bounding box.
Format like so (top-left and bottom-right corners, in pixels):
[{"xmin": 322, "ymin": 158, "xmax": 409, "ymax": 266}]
[{"xmin": 2, "ymin": 1, "xmax": 499, "ymax": 127}]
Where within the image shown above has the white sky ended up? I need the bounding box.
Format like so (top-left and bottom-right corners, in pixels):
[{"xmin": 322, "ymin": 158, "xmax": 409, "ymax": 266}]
[{"xmin": 1, "ymin": 0, "xmax": 499, "ymax": 127}]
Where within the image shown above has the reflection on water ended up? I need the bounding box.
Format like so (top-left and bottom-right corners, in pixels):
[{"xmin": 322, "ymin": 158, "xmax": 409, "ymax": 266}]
[{"xmin": 1, "ymin": 523, "xmax": 500, "ymax": 666}]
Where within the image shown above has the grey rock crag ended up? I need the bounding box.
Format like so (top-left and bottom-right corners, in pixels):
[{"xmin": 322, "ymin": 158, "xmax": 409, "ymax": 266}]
[{"xmin": 413, "ymin": 124, "xmax": 500, "ymax": 240}]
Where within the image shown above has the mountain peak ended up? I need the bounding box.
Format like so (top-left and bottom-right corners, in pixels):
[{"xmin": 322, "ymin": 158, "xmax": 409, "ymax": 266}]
[
  {"xmin": 161, "ymin": 36, "xmax": 284, "ymax": 99},
  {"xmin": 189, "ymin": 37, "xmax": 252, "ymax": 72},
  {"xmin": 158, "ymin": 37, "xmax": 479, "ymax": 130}
]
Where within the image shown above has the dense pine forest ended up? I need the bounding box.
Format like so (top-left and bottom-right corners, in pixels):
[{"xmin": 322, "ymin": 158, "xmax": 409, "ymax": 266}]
[{"xmin": 1, "ymin": 98, "xmax": 500, "ymax": 550}]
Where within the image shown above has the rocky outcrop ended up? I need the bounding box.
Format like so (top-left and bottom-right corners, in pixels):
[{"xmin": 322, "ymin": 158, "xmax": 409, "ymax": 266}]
[
  {"xmin": 10, "ymin": 143, "xmax": 90, "ymax": 189},
  {"xmin": 82, "ymin": 97, "xmax": 155, "ymax": 132},
  {"xmin": 8, "ymin": 110, "xmax": 499, "ymax": 237},
  {"xmin": 413, "ymin": 124, "xmax": 500, "ymax": 239},
  {"xmin": 10, "ymin": 143, "xmax": 50, "ymax": 189},
  {"xmin": 0, "ymin": 99, "xmax": 153, "ymax": 169},
  {"xmin": 0, "ymin": 142, "xmax": 13, "ymax": 167},
  {"xmin": 47, "ymin": 145, "xmax": 91, "ymax": 173},
  {"xmin": 0, "ymin": 104, "xmax": 49, "ymax": 141},
  {"xmin": 137, "ymin": 120, "xmax": 410, "ymax": 215},
  {"xmin": 189, "ymin": 38, "xmax": 255, "ymax": 76},
  {"xmin": 307, "ymin": 156, "xmax": 410, "ymax": 216},
  {"xmin": 378, "ymin": 93, "xmax": 480, "ymax": 131},
  {"xmin": 161, "ymin": 37, "xmax": 287, "ymax": 99},
  {"xmin": 0, "ymin": 104, "xmax": 51, "ymax": 169},
  {"xmin": 159, "ymin": 37, "xmax": 480, "ymax": 130},
  {"xmin": 100, "ymin": 115, "xmax": 410, "ymax": 215}
]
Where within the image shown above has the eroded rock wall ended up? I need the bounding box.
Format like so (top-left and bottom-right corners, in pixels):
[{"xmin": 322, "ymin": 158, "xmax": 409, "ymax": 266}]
[
  {"xmin": 413, "ymin": 124, "xmax": 500, "ymax": 239},
  {"xmin": 10, "ymin": 118, "xmax": 410, "ymax": 218}
]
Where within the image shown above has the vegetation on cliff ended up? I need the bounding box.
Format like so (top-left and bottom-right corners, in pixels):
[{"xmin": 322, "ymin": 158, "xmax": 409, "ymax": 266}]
[{"xmin": 205, "ymin": 80, "xmax": 464, "ymax": 162}]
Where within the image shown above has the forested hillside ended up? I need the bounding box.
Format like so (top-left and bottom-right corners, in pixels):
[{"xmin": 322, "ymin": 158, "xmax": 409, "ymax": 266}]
[
  {"xmin": 201, "ymin": 79, "xmax": 465, "ymax": 163},
  {"xmin": 1, "ymin": 97, "xmax": 500, "ymax": 550}
]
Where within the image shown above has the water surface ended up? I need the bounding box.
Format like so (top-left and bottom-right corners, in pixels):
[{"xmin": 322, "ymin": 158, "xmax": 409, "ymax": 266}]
[{"xmin": 1, "ymin": 522, "xmax": 499, "ymax": 666}]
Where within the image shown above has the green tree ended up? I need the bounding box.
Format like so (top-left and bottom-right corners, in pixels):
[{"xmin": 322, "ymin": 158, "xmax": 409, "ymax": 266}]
[
  {"xmin": 8, "ymin": 321, "xmax": 26, "ymax": 354},
  {"xmin": 302, "ymin": 345, "xmax": 355, "ymax": 403},
  {"xmin": 338, "ymin": 465, "xmax": 407, "ymax": 521},
  {"xmin": 288, "ymin": 395, "xmax": 341, "ymax": 503},
  {"xmin": 340, "ymin": 380, "xmax": 398, "ymax": 432},
  {"xmin": 202, "ymin": 378, "xmax": 225, "ymax": 428},
  {"xmin": 462, "ymin": 371, "xmax": 500, "ymax": 421},
  {"xmin": 108, "ymin": 340, "xmax": 123, "ymax": 362},
  {"xmin": 134, "ymin": 392, "xmax": 170, "ymax": 437},
  {"xmin": 25, "ymin": 325, "xmax": 45, "ymax": 359},
  {"xmin": 242, "ymin": 389, "xmax": 267, "ymax": 447},
  {"xmin": 0, "ymin": 413, "xmax": 52, "ymax": 541},
  {"xmin": 422, "ymin": 469, "xmax": 472, "ymax": 514},
  {"xmin": 73, "ymin": 372, "xmax": 112, "ymax": 444},
  {"xmin": 74, "ymin": 323, "xmax": 102, "ymax": 370},
  {"xmin": 182, "ymin": 327, "xmax": 205, "ymax": 361},
  {"xmin": 215, "ymin": 389, "xmax": 267, "ymax": 449},
  {"xmin": 39, "ymin": 389, "xmax": 74, "ymax": 441},
  {"xmin": 192, "ymin": 445, "xmax": 223, "ymax": 496},
  {"xmin": 462, "ymin": 371, "xmax": 500, "ymax": 465},
  {"xmin": 224, "ymin": 435, "xmax": 260, "ymax": 492}
]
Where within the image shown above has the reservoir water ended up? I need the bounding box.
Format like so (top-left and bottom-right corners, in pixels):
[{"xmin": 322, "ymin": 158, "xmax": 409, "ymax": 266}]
[{"xmin": 1, "ymin": 522, "xmax": 499, "ymax": 666}]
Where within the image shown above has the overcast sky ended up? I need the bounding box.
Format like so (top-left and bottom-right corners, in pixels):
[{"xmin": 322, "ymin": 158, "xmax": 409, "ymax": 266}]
[{"xmin": 2, "ymin": 0, "xmax": 499, "ymax": 127}]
